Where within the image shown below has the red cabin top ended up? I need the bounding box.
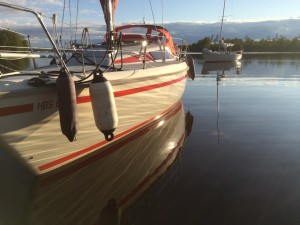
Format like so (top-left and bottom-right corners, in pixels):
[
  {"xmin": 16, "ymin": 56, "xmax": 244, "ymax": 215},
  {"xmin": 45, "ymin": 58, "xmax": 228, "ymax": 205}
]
[{"xmin": 114, "ymin": 24, "xmax": 177, "ymax": 55}]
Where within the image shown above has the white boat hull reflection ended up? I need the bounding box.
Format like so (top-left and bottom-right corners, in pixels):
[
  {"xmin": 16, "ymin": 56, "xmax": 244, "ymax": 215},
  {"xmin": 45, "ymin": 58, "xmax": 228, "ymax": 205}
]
[
  {"xmin": 201, "ymin": 61, "xmax": 242, "ymax": 76},
  {"xmin": 0, "ymin": 102, "xmax": 194, "ymax": 225}
]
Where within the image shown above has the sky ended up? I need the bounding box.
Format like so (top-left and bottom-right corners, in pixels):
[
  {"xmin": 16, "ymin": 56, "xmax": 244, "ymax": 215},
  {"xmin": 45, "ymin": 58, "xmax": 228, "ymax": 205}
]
[
  {"xmin": 115, "ymin": 0, "xmax": 300, "ymax": 23},
  {"xmin": 0, "ymin": 0, "xmax": 300, "ymax": 28}
]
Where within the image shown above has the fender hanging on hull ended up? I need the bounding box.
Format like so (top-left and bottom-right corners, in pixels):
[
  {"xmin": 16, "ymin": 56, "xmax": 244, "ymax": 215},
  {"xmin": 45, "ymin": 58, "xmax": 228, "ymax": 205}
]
[
  {"xmin": 89, "ymin": 70, "xmax": 118, "ymax": 141},
  {"xmin": 186, "ymin": 54, "xmax": 195, "ymax": 80},
  {"xmin": 56, "ymin": 72, "xmax": 79, "ymax": 142}
]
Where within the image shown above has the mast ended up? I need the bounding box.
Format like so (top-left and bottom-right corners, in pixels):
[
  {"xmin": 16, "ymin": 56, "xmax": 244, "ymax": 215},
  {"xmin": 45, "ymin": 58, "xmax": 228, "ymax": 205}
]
[
  {"xmin": 219, "ymin": 0, "xmax": 226, "ymax": 41},
  {"xmin": 100, "ymin": 0, "xmax": 118, "ymax": 32},
  {"xmin": 105, "ymin": 0, "xmax": 114, "ymax": 33},
  {"xmin": 100, "ymin": 0, "xmax": 118, "ymax": 44}
]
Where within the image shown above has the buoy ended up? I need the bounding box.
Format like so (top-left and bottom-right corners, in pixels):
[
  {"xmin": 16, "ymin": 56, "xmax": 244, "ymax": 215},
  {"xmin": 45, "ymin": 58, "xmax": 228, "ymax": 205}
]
[
  {"xmin": 89, "ymin": 70, "xmax": 118, "ymax": 141},
  {"xmin": 56, "ymin": 71, "xmax": 79, "ymax": 142}
]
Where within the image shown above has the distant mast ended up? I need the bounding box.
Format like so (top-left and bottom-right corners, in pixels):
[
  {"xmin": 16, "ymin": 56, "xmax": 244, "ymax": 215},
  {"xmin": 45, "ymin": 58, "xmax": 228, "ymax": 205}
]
[{"xmin": 219, "ymin": 0, "xmax": 226, "ymax": 41}]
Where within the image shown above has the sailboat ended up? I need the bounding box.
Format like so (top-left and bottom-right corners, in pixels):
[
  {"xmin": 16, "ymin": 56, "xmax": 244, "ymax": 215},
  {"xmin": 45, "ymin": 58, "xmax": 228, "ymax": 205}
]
[
  {"xmin": 202, "ymin": 0, "xmax": 242, "ymax": 62},
  {"xmin": 0, "ymin": 1, "xmax": 194, "ymax": 175}
]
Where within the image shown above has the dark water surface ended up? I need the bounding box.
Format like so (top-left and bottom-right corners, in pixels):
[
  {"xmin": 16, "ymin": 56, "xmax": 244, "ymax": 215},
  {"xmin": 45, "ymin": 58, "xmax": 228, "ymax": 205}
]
[{"xmin": 1, "ymin": 54, "xmax": 300, "ymax": 225}]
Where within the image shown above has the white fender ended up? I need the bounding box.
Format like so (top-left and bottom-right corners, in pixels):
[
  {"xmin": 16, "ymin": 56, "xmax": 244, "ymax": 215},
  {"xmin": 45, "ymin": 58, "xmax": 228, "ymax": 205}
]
[{"xmin": 89, "ymin": 72, "xmax": 118, "ymax": 141}]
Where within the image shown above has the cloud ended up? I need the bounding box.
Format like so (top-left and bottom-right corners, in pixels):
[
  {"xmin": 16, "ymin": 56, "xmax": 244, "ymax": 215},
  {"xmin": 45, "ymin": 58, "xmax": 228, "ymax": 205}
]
[
  {"xmin": 0, "ymin": 0, "xmax": 63, "ymax": 17},
  {"xmin": 0, "ymin": 1, "xmax": 26, "ymax": 15},
  {"xmin": 1, "ymin": 0, "xmax": 27, "ymax": 5},
  {"xmin": 162, "ymin": 19, "xmax": 300, "ymax": 44},
  {"xmin": 79, "ymin": 9, "xmax": 98, "ymax": 15},
  {"xmin": 0, "ymin": 19, "xmax": 17, "ymax": 26},
  {"xmin": 225, "ymin": 17, "xmax": 300, "ymax": 23},
  {"xmin": 29, "ymin": 0, "xmax": 63, "ymax": 7},
  {"xmin": 0, "ymin": 0, "xmax": 62, "ymax": 8}
]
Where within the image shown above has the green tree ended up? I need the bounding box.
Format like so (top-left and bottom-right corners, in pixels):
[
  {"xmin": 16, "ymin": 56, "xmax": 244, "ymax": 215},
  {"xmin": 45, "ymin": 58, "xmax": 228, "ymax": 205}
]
[
  {"xmin": 0, "ymin": 30, "xmax": 29, "ymax": 73},
  {"xmin": 189, "ymin": 35, "xmax": 300, "ymax": 53},
  {"xmin": 190, "ymin": 36, "xmax": 212, "ymax": 52}
]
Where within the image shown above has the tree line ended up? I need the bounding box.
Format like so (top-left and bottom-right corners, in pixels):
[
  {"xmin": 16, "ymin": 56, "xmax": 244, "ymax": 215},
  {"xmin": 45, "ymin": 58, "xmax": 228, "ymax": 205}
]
[
  {"xmin": 0, "ymin": 30, "xmax": 29, "ymax": 73},
  {"xmin": 189, "ymin": 35, "xmax": 300, "ymax": 52}
]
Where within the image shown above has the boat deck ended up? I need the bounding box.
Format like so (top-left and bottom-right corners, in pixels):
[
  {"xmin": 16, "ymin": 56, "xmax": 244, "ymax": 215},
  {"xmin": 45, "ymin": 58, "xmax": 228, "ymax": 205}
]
[{"xmin": 0, "ymin": 59, "xmax": 186, "ymax": 96}]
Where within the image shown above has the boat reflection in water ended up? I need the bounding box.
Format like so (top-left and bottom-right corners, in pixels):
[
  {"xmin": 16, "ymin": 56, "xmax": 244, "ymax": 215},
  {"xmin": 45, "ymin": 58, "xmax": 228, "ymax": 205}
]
[
  {"xmin": 201, "ymin": 61, "xmax": 242, "ymax": 77},
  {"xmin": 0, "ymin": 101, "xmax": 193, "ymax": 225},
  {"xmin": 201, "ymin": 61, "xmax": 241, "ymax": 144}
]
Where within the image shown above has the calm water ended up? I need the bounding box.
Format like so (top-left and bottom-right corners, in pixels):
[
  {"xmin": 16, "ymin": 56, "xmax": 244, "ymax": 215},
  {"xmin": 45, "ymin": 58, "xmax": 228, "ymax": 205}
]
[{"xmin": 1, "ymin": 54, "xmax": 300, "ymax": 225}]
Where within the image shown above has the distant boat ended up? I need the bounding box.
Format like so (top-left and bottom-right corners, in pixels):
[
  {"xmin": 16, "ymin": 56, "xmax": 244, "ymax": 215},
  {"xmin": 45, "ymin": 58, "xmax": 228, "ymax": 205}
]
[
  {"xmin": 202, "ymin": 0, "xmax": 242, "ymax": 62},
  {"xmin": 0, "ymin": 1, "xmax": 194, "ymax": 175}
]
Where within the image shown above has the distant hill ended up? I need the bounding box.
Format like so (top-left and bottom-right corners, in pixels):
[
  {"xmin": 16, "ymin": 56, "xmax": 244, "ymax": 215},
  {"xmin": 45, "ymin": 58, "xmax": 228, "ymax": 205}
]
[
  {"xmin": 7, "ymin": 19, "xmax": 300, "ymax": 46},
  {"xmin": 163, "ymin": 19, "xmax": 300, "ymax": 44}
]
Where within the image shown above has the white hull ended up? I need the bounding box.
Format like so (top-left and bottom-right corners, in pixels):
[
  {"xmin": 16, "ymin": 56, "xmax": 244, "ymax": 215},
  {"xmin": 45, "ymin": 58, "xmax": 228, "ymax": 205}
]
[
  {"xmin": 0, "ymin": 5, "xmax": 192, "ymax": 175},
  {"xmin": 203, "ymin": 51, "xmax": 242, "ymax": 62},
  {"xmin": 0, "ymin": 62, "xmax": 188, "ymax": 174}
]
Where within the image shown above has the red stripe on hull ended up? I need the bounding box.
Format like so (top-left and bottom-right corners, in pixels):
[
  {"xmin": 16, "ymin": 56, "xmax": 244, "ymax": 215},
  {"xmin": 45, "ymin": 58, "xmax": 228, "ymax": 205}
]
[
  {"xmin": 76, "ymin": 74, "xmax": 187, "ymax": 102},
  {"xmin": 40, "ymin": 103, "xmax": 183, "ymax": 185},
  {"xmin": 0, "ymin": 104, "xmax": 34, "ymax": 117},
  {"xmin": 38, "ymin": 102, "xmax": 183, "ymax": 172},
  {"xmin": 0, "ymin": 74, "xmax": 186, "ymax": 116},
  {"xmin": 114, "ymin": 74, "xmax": 186, "ymax": 97}
]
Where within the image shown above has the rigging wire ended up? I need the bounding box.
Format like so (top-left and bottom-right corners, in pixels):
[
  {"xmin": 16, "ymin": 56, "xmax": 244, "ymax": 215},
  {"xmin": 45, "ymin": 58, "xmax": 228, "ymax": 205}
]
[
  {"xmin": 58, "ymin": 0, "xmax": 68, "ymax": 62},
  {"xmin": 161, "ymin": 0, "xmax": 164, "ymax": 30},
  {"xmin": 148, "ymin": 0, "xmax": 163, "ymax": 57},
  {"xmin": 0, "ymin": 63, "xmax": 16, "ymax": 72},
  {"xmin": 69, "ymin": 0, "xmax": 72, "ymax": 32},
  {"xmin": 68, "ymin": 0, "xmax": 73, "ymax": 44},
  {"xmin": 75, "ymin": 0, "xmax": 80, "ymax": 43},
  {"xmin": 27, "ymin": 35, "xmax": 38, "ymax": 68},
  {"xmin": 60, "ymin": 0, "xmax": 66, "ymax": 44},
  {"xmin": 148, "ymin": 0, "xmax": 156, "ymax": 27}
]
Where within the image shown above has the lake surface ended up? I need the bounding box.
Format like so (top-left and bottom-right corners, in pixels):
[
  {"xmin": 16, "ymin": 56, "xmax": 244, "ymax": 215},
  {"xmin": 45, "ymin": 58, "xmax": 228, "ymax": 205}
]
[{"xmin": 1, "ymin": 54, "xmax": 300, "ymax": 225}]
